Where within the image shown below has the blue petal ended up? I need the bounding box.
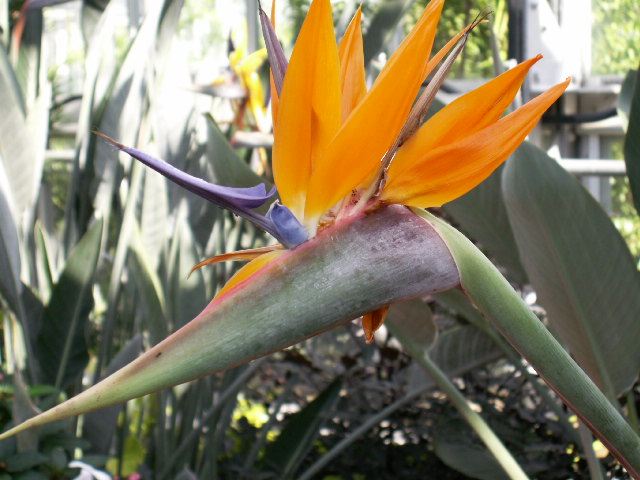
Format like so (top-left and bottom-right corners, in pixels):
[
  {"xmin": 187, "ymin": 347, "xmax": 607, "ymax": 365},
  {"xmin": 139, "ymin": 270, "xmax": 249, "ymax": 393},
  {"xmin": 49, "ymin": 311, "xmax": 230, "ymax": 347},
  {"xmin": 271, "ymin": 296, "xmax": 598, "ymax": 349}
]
[
  {"xmin": 267, "ymin": 203, "xmax": 309, "ymax": 248},
  {"xmin": 26, "ymin": 0, "xmax": 72, "ymax": 10},
  {"xmin": 119, "ymin": 146, "xmax": 276, "ymax": 209},
  {"xmin": 95, "ymin": 132, "xmax": 308, "ymax": 249}
]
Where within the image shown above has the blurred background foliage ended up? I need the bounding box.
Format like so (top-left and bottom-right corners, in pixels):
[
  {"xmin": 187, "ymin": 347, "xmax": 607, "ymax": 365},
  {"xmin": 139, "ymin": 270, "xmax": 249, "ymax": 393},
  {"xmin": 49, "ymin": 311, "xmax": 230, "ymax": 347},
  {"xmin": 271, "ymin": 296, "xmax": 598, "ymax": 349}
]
[{"xmin": 0, "ymin": 0, "xmax": 639, "ymax": 478}]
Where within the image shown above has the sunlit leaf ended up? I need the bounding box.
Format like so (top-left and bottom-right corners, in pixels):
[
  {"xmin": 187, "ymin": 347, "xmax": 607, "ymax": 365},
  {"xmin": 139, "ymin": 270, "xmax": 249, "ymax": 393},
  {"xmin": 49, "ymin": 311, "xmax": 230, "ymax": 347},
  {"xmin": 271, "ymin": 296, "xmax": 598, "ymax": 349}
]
[{"xmin": 0, "ymin": 189, "xmax": 24, "ymax": 323}]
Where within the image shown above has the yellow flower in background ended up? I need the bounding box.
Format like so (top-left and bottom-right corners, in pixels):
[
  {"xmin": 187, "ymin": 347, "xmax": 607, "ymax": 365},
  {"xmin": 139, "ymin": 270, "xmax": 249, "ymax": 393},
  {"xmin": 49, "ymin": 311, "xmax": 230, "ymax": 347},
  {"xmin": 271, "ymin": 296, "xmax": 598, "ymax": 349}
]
[
  {"xmin": 230, "ymin": 43, "xmax": 270, "ymax": 132},
  {"xmin": 211, "ymin": 28, "xmax": 270, "ymax": 133}
]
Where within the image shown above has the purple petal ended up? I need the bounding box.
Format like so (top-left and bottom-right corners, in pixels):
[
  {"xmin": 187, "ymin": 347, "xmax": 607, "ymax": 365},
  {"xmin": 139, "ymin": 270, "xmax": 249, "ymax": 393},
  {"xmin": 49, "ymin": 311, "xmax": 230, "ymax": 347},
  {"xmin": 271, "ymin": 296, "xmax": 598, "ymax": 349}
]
[
  {"xmin": 259, "ymin": 6, "xmax": 288, "ymax": 96},
  {"xmin": 26, "ymin": 0, "xmax": 73, "ymax": 10},
  {"xmin": 118, "ymin": 145, "xmax": 275, "ymax": 209},
  {"xmin": 94, "ymin": 132, "xmax": 310, "ymax": 248},
  {"xmin": 267, "ymin": 203, "xmax": 308, "ymax": 248}
]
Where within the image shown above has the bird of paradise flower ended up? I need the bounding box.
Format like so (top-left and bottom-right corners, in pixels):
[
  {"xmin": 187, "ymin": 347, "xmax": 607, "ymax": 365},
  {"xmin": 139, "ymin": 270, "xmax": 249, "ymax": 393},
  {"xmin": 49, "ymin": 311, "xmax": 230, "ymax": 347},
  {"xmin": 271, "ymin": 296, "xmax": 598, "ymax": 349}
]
[
  {"xmin": 98, "ymin": 0, "xmax": 568, "ymax": 343},
  {"xmin": 10, "ymin": 6, "xmax": 640, "ymax": 472}
]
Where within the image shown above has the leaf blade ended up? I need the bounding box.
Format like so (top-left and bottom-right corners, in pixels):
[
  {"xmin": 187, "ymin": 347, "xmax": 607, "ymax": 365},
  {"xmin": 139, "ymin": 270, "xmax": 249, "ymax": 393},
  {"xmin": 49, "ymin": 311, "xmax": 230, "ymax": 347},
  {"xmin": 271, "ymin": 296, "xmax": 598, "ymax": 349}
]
[{"xmin": 503, "ymin": 142, "xmax": 640, "ymax": 397}]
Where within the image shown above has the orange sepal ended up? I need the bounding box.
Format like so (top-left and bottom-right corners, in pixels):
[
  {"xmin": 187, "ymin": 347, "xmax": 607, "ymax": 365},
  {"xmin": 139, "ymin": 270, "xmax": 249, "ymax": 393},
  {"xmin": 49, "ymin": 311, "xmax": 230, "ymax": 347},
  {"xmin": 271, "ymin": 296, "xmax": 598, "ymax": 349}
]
[
  {"xmin": 338, "ymin": 6, "xmax": 367, "ymax": 122},
  {"xmin": 215, "ymin": 249, "xmax": 287, "ymax": 298},
  {"xmin": 362, "ymin": 305, "xmax": 391, "ymax": 344},
  {"xmin": 190, "ymin": 245, "xmax": 284, "ymax": 276},
  {"xmin": 304, "ymin": 0, "xmax": 444, "ymax": 223},
  {"xmin": 272, "ymin": 0, "xmax": 342, "ymax": 220},
  {"xmin": 382, "ymin": 78, "xmax": 571, "ymax": 207},
  {"xmin": 389, "ymin": 55, "xmax": 544, "ymax": 177}
]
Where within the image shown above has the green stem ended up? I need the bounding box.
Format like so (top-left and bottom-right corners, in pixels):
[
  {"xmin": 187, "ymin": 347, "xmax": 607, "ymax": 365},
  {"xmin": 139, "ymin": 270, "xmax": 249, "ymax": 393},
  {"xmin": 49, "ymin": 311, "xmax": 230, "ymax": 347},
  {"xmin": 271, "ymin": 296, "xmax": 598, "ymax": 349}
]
[
  {"xmin": 628, "ymin": 390, "xmax": 640, "ymax": 435},
  {"xmin": 387, "ymin": 322, "xmax": 530, "ymax": 480},
  {"xmin": 577, "ymin": 420, "xmax": 606, "ymax": 480},
  {"xmin": 435, "ymin": 290, "xmax": 579, "ymax": 444},
  {"xmin": 297, "ymin": 386, "xmax": 429, "ymax": 480},
  {"xmin": 157, "ymin": 360, "xmax": 264, "ymax": 480},
  {"xmin": 423, "ymin": 210, "xmax": 640, "ymax": 478}
]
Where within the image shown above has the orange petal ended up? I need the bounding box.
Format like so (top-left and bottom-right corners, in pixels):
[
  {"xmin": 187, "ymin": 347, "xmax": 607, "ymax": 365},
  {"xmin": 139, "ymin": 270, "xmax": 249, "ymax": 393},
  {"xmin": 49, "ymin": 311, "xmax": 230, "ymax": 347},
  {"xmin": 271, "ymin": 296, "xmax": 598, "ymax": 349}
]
[
  {"xmin": 362, "ymin": 305, "xmax": 390, "ymax": 344},
  {"xmin": 338, "ymin": 7, "xmax": 367, "ymax": 122},
  {"xmin": 270, "ymin": 76, "xmax": 280, "ymax": 126},
  {"xmin": 382, "ymin": 78, "xmax": 571, "ymax": 207},
  {"xmin": 390, "ymin": 55, "xmax": 543, "ymax": 177},
  {"xmin": 189, "ymin": 245, "xmax": 284, "ymax": 276},
  {"xmin": 305, "ymin": 0, "xmax": 444, "ymax": 223},
  {"xmin": 215, "ymin": 250, "xmax": 287, "ymax": 298},
  {"xmin": 272, "ymin": 0, "xmax": 342, "ymax": 220}
]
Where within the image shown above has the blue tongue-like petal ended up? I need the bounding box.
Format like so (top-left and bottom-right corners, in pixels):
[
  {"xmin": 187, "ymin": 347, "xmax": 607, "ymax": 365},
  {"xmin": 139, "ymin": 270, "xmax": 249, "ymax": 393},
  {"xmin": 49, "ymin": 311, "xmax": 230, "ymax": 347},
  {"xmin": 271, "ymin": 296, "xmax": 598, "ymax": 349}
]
[{"xmin": 267, "ymin": 203, "xmax": 309, "ymax": 248}]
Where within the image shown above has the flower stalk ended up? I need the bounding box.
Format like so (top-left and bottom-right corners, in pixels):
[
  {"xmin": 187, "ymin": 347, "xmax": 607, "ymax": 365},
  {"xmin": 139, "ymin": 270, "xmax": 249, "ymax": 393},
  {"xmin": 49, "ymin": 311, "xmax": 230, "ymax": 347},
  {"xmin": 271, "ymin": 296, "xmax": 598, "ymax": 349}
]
[{"xmin": 421, "ymin": 210, "xmax": 640, "ymax": 478}]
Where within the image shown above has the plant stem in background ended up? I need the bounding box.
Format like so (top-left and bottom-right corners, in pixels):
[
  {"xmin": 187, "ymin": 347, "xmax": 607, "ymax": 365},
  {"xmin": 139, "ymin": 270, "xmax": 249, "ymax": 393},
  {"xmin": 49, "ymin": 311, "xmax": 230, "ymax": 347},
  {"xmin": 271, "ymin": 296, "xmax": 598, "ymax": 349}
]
[{"xmin": 387, "ymin": 321, "xmax": 530, "ymax": 480}]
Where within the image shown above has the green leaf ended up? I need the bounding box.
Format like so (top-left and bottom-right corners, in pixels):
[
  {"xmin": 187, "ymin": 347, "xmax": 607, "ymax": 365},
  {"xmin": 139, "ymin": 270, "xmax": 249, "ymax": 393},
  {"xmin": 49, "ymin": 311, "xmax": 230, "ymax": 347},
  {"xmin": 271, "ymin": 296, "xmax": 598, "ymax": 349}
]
[
  {"xmin": 444, "ymin": 165, "xmax": 528, "ymax": 284},
  {"xmin": 388, "ymin": 297, "xmax": 503, "ymax": 383},
  {"xmin": 623, "ymin": 68, "xmax": 640, "ymax": 215},
  {"xmin": 139, "ymin": 163, "xmax": 169, "ymax": 263},
  {"xmin": 204, "ymin": 114, "xmax": 267, "ymax": 188},
  {"xmin": 433, "ymin": 420, "xmax": 510, "ymax": 480},
  {"xmin": 424, "ymin": 209, "xmax": 640, "ymax": 476},
  {"xmin": 388, "ymin": 302, "xmax": 503, "ymax": 398},
  {"xmin": 80, "ymin": 0, "xmax": 111, "ymax": 45},
  {"xmin": 0, "ymin": 1, "xmax": 8, "ymax": 49},
  {"xmin": 5, "ymin": 451, "xmax": 48, "ymax": 473},
  {"xmin": 618, "ymin": 69, "xmax": 638, "ymax": 127},
  {"xmin": 0, "ymin": 189, "xmax": 24, "ymax": 322},
  {"xmin": 264, "ymin": 377, "xmax": 343, "ymax": 478},
  {"xmin": 106, "ymin": 435, "xmax": 146, "ymax": 477},
  {"xmin": 429, "ymin": 325, "xmax": 503, "ymax": 375},
  {"xmin": 0, "ymin": 47, "xmax": 48, "ymax": 224},
  {"xmin": 129, "ymin": 224, "xmax": 168, "ymax": 344},
  {"xmin": 36, "ymin": 220, "xmax": 104, "ymax": 388},
  {"xmin": 166, "ymin": 209, "xmax": 207, "ymax": 330},
  {"xmin": 0, "ymin": 43, "xmax": 24, "ymax": 115},
  {"xmin": 33, "ymin": 222, "xmax": 54, "ymax": 304},
  {"xmin": 363, "ymin": 0, "xmax": 416, "ymax": 66},
  {"xmin": 12, "ymin": 470, "xmax": 48, "ymax": 480},
  {"xmin": 14, "ymin": 8, "xmax": 42, "ymax": 106},
  {"xmin": 503, "ymin": 142, "xmax": 640, "ymax": 398},
  {"xmin": 387, "ymin": 298, "xmax": 437, "ymax": 350},
  {"xmin": 82, "ymin": 335, "xmax": 143, "ymax": 454}
]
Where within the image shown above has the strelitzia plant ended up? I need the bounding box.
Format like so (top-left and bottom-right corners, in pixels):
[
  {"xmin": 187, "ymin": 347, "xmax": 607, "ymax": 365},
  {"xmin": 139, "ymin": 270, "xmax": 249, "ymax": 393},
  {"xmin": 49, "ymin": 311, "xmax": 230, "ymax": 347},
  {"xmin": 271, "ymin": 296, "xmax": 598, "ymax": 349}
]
[{"xmin": 3, "ymin": 0, "xmax": 640, "ymax": 476}]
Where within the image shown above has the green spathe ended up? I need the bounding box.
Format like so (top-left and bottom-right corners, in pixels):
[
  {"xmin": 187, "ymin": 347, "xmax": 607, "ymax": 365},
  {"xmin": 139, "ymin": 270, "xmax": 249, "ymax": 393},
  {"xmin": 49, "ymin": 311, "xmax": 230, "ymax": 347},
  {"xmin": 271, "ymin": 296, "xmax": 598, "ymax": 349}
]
[{"xmin": 0, "ymin": 205, "xmax": 459, "ymax": 439}]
